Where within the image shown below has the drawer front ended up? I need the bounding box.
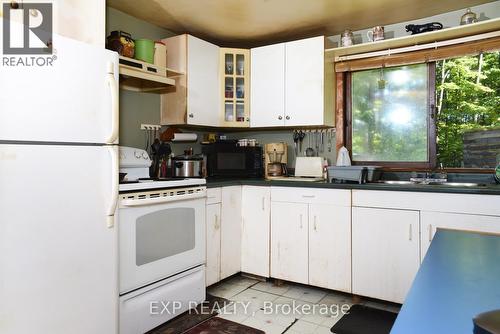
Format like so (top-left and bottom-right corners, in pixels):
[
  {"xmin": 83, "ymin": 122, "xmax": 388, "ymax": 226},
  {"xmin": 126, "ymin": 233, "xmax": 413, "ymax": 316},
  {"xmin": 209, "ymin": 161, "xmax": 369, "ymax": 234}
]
[
  {"xmin": 206, "ymin": 187, "xmax": 222, "ymax": 204},
  {"xmin": 120, "ymin": 266, "xmax": 205, "ymax": 334},
  {"xmin": 352, "ymin": 190, "xmax": 500, "ymax": 216},
  {"xmin": 271, "ymin": 186, "xmax": 351, "ymax": 206}
]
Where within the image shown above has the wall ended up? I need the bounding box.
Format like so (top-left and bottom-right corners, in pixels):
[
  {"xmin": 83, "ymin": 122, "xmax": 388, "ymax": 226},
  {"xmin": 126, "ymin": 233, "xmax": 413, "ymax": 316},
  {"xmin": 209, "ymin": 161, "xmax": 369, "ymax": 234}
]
[
  {"xmin": 463, "ymin": 129, "xmax": 500, "ymax": 168},
  {"xmin": 106, "ymin": 7, "xmax": 175, "ymax": 149},
  {"xmin": 225, "ymin": 129, "xmax": 337, "ymax": 167},
  {"xmin": 327, "ymin": 1, "xmax": 500, "ymax": 45}
]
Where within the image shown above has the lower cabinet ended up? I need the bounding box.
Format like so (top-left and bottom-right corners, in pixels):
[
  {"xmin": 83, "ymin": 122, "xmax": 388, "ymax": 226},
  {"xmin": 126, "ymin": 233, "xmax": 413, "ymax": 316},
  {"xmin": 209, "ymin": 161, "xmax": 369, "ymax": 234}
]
[
  {"xmin": 205, "ymin": 186, "xmax": 242, "ymax": 286},
  {"xmin": 420, "ymin": 211, "xmax": 500, "ymax": 261},
  {"xmin": 352, "ymin": 207, "xmax": 420, "ymax": 304},
  {"xmin": 270, "ymin": 187, "xmax": 352, "ymax": 291},
  {"xmin": 271, "ymin": 202, "xmax": 309, "ymax": 284},
  {"xmin": 309, "ymin": 204, "xmax": 351, "ymax": 292},
  {"xmin": 220, "ymin": 186, "xmax": 242, "ymax": 280},
  {"xmin": 205, "ymin": 202, "xmax": 221, "ymax": 286},
  {"xmin": 241, "ymin": 186, "xmax": 271, "ymax": 277}
]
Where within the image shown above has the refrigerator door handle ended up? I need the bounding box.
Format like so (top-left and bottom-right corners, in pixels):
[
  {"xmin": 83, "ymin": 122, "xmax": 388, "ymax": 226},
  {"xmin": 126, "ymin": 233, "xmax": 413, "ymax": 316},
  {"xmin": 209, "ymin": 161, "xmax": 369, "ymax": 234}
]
[
  {"xmin": 106, "ymin": 62, "xmax": 119, "ymax": 144},
  {"xmin": 107, "ymin": 146, "xmax": 119, "ymax": 228}
]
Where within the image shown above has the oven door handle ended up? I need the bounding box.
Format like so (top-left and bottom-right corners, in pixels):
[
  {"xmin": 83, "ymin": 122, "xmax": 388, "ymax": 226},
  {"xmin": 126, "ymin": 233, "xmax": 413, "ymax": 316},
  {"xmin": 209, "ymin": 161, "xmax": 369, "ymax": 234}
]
[{"xmin": 120, "ymin": 191, "xmax": 206, "ymax": 207}]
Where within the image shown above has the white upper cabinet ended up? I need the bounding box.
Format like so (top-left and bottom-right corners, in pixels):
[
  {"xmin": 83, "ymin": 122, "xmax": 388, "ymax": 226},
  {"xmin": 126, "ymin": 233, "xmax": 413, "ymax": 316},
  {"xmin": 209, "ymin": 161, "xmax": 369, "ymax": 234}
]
[
  {"xmin": 188, "ymin": 35, "xmax": 220, "ymax": 126},
  {"xmin": 284, "ymin": 36, "xmax": 325, "ymax": 126},
  {"xmin": 161, "ymin": 34, "xmax": 220, "ymax": 127},
  {"xmin": 250, "ymin": 43, "xmax": 286, "ymax": 127},
  {"xmin": 250, "ymin": 36, "xmax": 332, "ymax": 128}
]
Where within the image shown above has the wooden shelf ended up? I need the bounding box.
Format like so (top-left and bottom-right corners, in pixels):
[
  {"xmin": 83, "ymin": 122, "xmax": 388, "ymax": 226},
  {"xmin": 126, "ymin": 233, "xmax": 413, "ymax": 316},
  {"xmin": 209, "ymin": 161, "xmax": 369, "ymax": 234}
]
[
  {"xmin": 326, "ymin": 18, "xmax": 500, "ymax": 62},
  {"xmin": 118, "ymin": 56, "xmax": 184, "ymax": 92}
]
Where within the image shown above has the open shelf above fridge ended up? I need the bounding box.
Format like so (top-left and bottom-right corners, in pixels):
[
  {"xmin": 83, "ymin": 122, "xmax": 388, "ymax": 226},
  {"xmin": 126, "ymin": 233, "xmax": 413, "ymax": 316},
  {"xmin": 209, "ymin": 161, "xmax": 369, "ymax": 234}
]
[{"xmin": 118, "ymin": 56, "xmax": 183, "ymax": 93}]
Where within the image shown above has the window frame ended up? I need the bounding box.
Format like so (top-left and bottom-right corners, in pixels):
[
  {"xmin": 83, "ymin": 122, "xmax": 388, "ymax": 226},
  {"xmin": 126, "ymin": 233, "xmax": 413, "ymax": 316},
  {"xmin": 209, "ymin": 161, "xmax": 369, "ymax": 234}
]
[{"xmin": 345, "ymin": 62, "xmax": 437, "ymax": 169}]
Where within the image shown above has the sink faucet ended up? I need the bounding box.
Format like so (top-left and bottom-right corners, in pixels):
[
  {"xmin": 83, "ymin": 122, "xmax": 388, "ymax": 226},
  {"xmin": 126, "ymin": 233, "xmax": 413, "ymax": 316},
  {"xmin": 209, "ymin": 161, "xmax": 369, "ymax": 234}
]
[{"xmin": 410, "ymin": 164, "xmax": 447, "ymax": 184}]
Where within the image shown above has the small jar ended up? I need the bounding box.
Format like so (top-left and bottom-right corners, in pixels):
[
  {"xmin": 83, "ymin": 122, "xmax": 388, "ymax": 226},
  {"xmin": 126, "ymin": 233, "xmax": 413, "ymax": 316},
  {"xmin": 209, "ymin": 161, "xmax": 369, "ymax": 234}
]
[{"xmin": 341, "ymin": 30, "xmax": 354, "ymax": 47}]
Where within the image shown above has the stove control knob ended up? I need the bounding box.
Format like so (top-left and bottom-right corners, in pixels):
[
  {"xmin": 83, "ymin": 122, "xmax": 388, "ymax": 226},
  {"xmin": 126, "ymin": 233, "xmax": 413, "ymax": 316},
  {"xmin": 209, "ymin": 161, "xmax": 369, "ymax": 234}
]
[
  {"xmin": 142, "ymin": 152, "xmax": 149, "ymax": 160},
  {"xmin": 134, "ymin": 150, "xmax": 141, "ymax": 159}
]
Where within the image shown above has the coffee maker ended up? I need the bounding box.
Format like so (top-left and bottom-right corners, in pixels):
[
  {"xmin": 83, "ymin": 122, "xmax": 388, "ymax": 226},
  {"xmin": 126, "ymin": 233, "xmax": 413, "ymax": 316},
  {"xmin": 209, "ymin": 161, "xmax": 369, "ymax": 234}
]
[{"xmin": 264, "ymin": 142, "xmax": 288, "ymax": 179}]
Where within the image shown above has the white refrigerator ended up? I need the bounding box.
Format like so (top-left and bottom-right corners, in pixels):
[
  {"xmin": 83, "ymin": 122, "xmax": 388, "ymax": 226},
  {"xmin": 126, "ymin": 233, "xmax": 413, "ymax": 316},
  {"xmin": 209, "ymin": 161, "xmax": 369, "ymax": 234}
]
[{"xmin": 0, "ymin": 31, "xmax": 120, "ymax": 334}]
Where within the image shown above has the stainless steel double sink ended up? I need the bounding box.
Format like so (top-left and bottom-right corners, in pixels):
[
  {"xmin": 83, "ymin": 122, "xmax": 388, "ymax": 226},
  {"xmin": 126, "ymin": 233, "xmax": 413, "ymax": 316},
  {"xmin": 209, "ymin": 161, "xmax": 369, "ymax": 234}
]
[{"xmin": 378, "ymin": 180, "xmax": 486, "ymax": 187}]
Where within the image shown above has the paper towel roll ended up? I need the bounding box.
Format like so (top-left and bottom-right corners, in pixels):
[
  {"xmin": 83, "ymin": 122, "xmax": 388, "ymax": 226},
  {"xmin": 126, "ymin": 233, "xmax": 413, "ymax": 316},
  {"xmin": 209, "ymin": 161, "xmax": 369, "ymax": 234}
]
[{"xmin": 171, "ymin": 133, "xmax": 198, "ymax": 142}]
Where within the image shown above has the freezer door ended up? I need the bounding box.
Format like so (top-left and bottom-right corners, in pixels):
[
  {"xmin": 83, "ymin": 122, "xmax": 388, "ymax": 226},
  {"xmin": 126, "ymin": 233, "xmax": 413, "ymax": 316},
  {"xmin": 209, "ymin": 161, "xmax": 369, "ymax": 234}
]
[
  {"xmin": 0, "ymin": 144, "xmax": 118, "ymax": 334},
  {"xmin": 0, "ymin": 29, "xmax": 119, "ymax": 144}
]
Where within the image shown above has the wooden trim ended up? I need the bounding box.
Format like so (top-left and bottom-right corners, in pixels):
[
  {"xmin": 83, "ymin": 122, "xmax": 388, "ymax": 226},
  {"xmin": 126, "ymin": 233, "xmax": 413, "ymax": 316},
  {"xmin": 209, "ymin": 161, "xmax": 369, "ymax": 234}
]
[
  {"xmin": 428, "ymin": 62, "xmax": 437, "ymax": 169},
  {"xmin": 335, "ymin": 72, "xmax": 345, "ymax": 156},
  {"xmin": 326, "ymin": 18, "xmax": 500, "ymax": 59},
  {"xmin": 335, "ymin": 36, "xmax": 500, "ymax": 72}
]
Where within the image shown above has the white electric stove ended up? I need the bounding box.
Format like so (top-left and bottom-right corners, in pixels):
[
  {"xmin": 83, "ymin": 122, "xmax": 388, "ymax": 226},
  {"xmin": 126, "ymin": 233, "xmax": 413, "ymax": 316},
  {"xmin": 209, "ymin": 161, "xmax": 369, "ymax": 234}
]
[{"xmin": 118, "ymin": 146, "xmax": 206, "ymax": 334}]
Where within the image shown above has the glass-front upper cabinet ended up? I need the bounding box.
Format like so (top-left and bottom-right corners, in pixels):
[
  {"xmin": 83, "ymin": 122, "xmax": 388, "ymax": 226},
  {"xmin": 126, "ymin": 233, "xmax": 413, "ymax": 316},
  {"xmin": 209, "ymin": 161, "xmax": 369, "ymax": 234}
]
[{"xmin": 220, "ymin": 48, "xmax": 250, "ymax": 127}]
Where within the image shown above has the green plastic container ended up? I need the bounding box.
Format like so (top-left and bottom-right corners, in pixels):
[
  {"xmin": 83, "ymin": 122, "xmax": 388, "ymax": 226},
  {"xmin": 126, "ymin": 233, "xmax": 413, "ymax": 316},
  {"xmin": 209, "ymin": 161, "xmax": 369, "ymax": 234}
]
[{"xmin": 134, "ymin": 39, "xmax": 154, "ymax": 63}]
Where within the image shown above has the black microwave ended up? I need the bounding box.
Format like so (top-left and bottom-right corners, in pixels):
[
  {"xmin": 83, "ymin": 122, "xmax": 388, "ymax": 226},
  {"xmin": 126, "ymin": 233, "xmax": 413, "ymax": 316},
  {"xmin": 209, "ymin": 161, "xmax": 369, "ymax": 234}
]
[{"xmin": 202, "ymin": 141, "xmax": 263, "ymax": 178}]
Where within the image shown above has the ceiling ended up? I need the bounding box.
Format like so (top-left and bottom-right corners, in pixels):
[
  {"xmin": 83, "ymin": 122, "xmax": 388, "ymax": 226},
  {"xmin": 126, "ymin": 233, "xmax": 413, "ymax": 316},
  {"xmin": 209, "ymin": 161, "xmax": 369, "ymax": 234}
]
[{"xmin": 107, "ymin": 0, "xmax": 493, "ymax": 47}]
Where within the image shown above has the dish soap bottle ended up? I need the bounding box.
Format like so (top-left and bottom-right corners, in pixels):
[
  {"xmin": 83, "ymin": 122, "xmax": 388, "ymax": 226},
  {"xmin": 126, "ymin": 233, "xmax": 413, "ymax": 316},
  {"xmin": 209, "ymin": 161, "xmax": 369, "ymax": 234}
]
[{"xmin": 495, "ymin": 153, "xmax": 500, "ymax": 184}]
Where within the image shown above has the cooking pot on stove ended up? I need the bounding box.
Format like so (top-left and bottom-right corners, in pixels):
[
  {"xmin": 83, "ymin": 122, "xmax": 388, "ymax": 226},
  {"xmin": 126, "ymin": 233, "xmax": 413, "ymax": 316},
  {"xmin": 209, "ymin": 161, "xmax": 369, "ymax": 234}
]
[{"xmin": 172, "ymin": 151, "xmax": 206, "ymax": 178}]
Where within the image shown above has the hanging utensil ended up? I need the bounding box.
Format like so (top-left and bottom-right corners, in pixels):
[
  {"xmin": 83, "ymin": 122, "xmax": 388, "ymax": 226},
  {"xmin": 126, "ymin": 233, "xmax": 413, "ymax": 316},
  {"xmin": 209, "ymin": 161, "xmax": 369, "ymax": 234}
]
[
  {"xmin": 305, "ymin": 130, "xmax": 315, "ymax": 157},
  {"xmin": 298, "ymin": 130, "xmax": 305, "ymax": 155},
  {"xmin": 315, "ymin": 130, "xmax": 320, "ymax": 157},
  {"xmin": 327, "ymin": 129, "xmax": 333, "ymax": 153},
  {"xmin": 293, "ymin": 130, "xmax": 300, "ymax": 156}
]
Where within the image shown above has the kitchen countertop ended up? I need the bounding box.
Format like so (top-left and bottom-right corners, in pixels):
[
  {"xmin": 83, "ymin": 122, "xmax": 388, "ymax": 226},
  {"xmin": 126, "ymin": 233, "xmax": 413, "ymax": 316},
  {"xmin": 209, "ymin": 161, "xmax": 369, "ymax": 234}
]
[
  {"xmin": 206, "ymin": 178, "xmax": 500, "ymax": 195},
  {"xmin": 391, "ymin": 230, "xmax": 500, "ymax": 333}
]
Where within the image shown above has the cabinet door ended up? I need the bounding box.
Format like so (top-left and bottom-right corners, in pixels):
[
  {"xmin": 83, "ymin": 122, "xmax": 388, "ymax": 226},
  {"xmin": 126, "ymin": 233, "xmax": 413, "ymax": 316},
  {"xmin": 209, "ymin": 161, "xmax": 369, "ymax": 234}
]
[
  {"xmin": 187, "ymin": 35, "xmax": 220, "ymax": 127},
  {"xmin": 221, "ymin": 48, "xmax": 250, "ymax": 128},
  {"xmin": 421, "ymin": 211, "xmax": 500, "ymax": 262},
  {"xmin": 284, "ymin": 36, "xmax": 324, "ymax": 126},
  {"xmin": 271, "ymin": 202, "xmax": 309, "ymax": 284},
  {"xmin": 309, "ymin": 204, "xmax": 351, "ymax": 292},
  {"xmin": 352, "ymin": 207, "xmax": 420, "ymax": 303},
  {"xmin": 241, "ymin": 186, "xmax": 271, "ymax": 277},
  {"xmin": 206, "ymin": 203, "xmax": 221, "ymax": 286},
  {"xmin": 250, "ymin": 43, "xmax": 286, "ymax": 127},
  {"xmin": 220, "ymin": 186, "xmax": 242, "ymax": 279}
]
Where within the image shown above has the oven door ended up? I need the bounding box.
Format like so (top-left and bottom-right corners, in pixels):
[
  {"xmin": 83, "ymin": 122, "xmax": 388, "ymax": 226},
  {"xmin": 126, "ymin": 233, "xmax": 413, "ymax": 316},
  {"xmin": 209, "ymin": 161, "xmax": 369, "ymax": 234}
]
[{"xmin": 119, "ymin": 190, "xmax": 206, "ymax": 294}]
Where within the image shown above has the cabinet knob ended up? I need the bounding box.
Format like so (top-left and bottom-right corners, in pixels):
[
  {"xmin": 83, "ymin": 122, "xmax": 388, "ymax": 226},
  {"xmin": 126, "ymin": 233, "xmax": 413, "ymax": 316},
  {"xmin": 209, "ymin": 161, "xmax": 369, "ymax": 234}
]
[
  {"xmin": 188, "ymin": 113, "xmax": 194, "ymax": 118},
  {"xmin": 278, "ymin": 115, "xmax": 283, "ymax": 120},
  {"xmin": 285, "ymin": 115, "xmax": 290, "ymax": 120}
]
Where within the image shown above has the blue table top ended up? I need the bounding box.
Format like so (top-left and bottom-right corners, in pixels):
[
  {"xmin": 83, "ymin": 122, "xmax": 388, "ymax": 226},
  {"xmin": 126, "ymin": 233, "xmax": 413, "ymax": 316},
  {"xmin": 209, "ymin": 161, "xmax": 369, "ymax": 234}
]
[{"xmin": 391, "ymin": 229, "xmax": 500, "ymax": 334}]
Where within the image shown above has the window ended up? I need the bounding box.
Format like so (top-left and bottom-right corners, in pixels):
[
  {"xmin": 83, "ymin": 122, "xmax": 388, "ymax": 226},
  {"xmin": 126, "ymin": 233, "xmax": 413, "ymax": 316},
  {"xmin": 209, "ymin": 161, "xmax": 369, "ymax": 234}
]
[
  {"xmin": 345, "ymin": 51, "xmax": 500, "ymax": 170},
  {"xmin": 348, "ymin": 63, "xmax": 434, "ymax": 167},
  {"xmin": 436, "ymin": 52, "xmax": 500, "ymax": 169}
]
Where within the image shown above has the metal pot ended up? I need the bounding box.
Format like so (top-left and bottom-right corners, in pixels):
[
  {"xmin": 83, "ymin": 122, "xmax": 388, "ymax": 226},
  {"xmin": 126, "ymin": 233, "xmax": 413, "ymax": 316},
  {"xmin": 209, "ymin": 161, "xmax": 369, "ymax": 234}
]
[{"xmin": 172, "ymin": 154, "xmax": 205, "ymax": 178}]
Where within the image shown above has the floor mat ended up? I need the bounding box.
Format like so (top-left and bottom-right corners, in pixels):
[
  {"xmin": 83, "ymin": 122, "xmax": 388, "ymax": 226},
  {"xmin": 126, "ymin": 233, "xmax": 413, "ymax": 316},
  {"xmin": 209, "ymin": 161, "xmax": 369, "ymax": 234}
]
[
  {"xmin": 331, "ymin": 304, "xmax": 398, "ymax": 334},
  {"xmin": 183, "ymin": 317, "xmax": 265, "ymax": 334},
  {"xmin": 147, "ymin": 294, "xmax": 231, "ymax": 334}
]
